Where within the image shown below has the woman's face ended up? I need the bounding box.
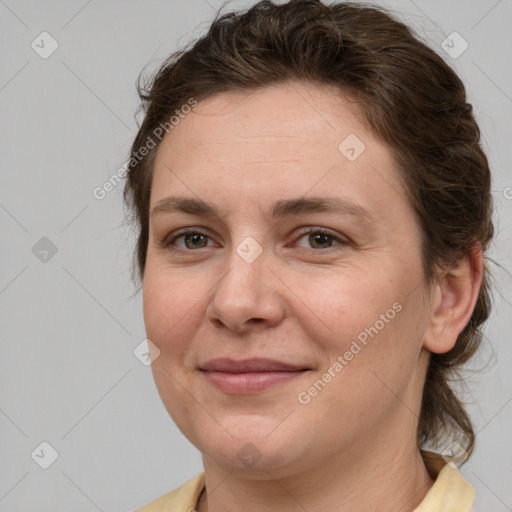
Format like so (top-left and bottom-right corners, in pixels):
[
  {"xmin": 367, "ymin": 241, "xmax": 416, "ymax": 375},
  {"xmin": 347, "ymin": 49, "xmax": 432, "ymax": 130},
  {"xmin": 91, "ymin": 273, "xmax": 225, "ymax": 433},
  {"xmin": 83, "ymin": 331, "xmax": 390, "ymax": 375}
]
[{"xmin": 143, "ymin": 81, "xmax": 433, "ymax": 476}]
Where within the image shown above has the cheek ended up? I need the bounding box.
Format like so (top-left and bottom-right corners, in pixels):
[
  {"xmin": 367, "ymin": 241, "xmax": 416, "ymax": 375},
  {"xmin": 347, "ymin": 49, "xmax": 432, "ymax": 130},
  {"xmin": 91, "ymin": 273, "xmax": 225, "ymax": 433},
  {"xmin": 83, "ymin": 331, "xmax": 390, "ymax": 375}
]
[
  {"xmin": 296, "ymin": 305, "xmax": 422, "ymax": 441},
  {"xmin": 142, "ymin": 268, "xmax": 206, "ymax": 356},
  {"xmin": 293, "ymin": 267, "xmax": 423, "ymax": 399},
  {"xmin": 143, "ymin": 269, "xmax": 209, "ymax": 434},
  {"xmin": 291, "ymin": 266, "xmax": 404, "ymax": 351}
]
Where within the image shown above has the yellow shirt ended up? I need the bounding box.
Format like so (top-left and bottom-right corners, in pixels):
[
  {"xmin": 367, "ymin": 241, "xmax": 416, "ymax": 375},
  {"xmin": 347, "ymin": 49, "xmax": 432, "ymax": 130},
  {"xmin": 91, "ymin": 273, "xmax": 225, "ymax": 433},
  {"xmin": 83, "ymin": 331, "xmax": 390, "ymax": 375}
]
[{"xmin": 136, "ymin": 452, "xmax": 476, "ymax": 512}]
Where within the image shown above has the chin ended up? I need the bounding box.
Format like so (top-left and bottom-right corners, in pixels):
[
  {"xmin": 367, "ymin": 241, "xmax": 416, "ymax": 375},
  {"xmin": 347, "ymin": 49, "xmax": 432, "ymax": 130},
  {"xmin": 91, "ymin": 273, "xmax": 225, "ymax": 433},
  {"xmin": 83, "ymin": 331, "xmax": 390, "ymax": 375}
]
[{"xmin": 197, "ymin": 421, "xmax": 305, "ymax": 474}]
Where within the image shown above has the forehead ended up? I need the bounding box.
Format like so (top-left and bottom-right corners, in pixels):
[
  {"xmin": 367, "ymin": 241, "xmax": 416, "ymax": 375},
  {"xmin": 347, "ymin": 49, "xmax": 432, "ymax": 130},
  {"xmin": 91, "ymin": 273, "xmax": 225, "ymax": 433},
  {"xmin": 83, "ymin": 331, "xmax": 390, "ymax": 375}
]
[
  {"xmin": 150, "ymin": 81, "xmax": 408, "ymax": 220},
  {"xmin": 167, "ymin": 82, "xmax": 376, "ymax": 159}
]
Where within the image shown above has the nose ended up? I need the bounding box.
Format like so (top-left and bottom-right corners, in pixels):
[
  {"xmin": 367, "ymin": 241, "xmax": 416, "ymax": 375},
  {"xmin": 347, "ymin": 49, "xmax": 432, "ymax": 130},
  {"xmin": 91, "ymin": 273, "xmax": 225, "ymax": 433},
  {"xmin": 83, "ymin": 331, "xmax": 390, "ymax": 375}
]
[{"xmin": 206, "ymin": 247, "xmax": 286, "ymax": 334}]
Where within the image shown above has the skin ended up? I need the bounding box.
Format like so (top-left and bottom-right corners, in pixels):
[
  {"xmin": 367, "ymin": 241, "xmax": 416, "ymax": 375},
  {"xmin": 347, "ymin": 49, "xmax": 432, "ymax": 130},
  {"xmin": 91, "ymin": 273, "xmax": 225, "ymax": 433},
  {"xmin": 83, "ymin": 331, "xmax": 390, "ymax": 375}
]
[{"xmin": 143, "ymin": 81, "xmax": 483, "ymax": 512}]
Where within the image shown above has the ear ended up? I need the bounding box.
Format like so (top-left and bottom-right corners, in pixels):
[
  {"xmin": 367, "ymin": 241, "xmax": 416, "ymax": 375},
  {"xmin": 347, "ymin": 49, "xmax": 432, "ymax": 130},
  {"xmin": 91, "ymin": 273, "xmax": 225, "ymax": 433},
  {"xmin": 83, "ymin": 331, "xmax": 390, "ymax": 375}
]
[{"xmin": 423, "ymin": 243, "xmax": 484, "ymax": 354}]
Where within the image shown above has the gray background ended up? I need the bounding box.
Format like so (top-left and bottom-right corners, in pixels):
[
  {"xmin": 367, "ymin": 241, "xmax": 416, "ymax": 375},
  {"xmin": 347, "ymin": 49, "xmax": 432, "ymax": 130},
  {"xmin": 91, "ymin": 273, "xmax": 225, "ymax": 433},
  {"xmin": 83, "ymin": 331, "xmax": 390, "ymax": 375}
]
[{"xmin": 1, "ymin": 1, "xmax": 511, "ymax": 511}]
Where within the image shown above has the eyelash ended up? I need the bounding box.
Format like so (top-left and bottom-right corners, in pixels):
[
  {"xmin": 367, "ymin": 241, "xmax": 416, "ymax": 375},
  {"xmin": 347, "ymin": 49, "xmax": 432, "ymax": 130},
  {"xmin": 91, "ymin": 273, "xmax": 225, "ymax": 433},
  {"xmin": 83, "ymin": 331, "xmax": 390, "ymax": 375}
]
[{"xmin": 160, "ymin": 227, "xmax": 349, "ymax": 253}]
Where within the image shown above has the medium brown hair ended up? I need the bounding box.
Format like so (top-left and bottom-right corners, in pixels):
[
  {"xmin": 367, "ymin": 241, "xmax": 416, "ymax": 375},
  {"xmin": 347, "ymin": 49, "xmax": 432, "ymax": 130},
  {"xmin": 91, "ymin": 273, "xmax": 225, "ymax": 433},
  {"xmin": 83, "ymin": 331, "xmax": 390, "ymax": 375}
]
[{"xmin": 123, "ymin": 0, "xmax": 494, "ymax": 466}]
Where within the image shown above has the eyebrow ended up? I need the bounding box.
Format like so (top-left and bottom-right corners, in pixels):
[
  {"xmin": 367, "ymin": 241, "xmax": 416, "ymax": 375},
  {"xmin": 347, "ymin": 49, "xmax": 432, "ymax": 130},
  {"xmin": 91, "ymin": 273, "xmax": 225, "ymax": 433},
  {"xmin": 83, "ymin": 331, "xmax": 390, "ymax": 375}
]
[{"xmin": 150, "ymin": 195, "xmax": 377, "ymax": 225}]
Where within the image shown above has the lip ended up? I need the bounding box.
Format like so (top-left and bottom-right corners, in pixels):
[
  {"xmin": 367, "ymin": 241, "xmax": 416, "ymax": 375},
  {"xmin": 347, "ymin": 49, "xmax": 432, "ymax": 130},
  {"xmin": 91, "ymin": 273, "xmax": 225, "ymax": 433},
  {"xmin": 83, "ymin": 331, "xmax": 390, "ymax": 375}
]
[
  {"xmin": 200, "ymin": 357, "xmax": 308, "ymax": 373},
  {"xmin": 199, "ymin": 358, "xmax": 310, "ymax": 394}
]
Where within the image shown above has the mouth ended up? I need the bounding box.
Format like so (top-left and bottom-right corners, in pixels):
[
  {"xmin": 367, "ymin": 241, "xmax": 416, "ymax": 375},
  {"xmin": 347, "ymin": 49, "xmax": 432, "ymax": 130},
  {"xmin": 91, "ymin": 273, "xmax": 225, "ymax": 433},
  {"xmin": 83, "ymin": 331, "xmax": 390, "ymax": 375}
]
[{"xmin": 199, "ymin": 357, "xmax": 310, "ymax": 394}]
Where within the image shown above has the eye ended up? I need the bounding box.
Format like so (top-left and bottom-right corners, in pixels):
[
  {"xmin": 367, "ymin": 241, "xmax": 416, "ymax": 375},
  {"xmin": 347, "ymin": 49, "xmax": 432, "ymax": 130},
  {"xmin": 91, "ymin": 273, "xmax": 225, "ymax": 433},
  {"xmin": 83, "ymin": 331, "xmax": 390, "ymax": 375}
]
[
  {"xmin": 160, "ymin": 227, "xmax": 347, "ymax": 253},
  {"xmin": 163, "ymin": 230, "xmax": 216, "ymax": 250},
  {"xmin": 294, "ymin": 228, "xmax": 347, "ymax": 250}
]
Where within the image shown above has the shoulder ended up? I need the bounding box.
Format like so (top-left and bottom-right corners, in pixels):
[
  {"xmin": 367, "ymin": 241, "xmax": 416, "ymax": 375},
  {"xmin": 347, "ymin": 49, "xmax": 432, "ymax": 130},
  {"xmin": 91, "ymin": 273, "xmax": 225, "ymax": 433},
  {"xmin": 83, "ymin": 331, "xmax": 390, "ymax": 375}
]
[
  {"xmin": 135, "ymin": 472, "xmax": 205, "ymax": 512},
  {"xmin": 415, "ymin": 451, "xmax": 476, "ymax": 512}
]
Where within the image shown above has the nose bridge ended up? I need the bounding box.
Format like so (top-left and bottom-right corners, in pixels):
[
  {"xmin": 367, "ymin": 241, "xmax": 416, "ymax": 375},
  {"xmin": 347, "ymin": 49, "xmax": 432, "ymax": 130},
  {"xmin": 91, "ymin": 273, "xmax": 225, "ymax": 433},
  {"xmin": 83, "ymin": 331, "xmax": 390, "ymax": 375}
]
[
  {"xmin": 207, "ymin": 237, "xmax": 284, "ymax": 331},
  {"xmin": 216, "ymin": 239, "xmax": 267, "ymax": 306}
]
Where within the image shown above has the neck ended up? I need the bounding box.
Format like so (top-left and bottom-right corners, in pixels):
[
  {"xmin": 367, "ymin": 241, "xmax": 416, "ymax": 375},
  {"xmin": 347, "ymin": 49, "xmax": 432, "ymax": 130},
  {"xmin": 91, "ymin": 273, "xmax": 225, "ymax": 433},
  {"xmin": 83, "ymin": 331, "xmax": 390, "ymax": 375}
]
[{"xmin": 197, "ymin": 437, "xmax": 435, "ymax": 512}]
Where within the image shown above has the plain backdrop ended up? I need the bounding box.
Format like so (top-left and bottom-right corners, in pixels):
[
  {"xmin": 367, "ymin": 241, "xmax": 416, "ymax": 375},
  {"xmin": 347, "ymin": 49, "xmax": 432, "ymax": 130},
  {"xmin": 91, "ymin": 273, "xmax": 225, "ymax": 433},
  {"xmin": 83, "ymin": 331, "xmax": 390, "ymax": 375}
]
[{"xmin": 1, "ymin": 1, "xmax": 511, "ymax": 511}]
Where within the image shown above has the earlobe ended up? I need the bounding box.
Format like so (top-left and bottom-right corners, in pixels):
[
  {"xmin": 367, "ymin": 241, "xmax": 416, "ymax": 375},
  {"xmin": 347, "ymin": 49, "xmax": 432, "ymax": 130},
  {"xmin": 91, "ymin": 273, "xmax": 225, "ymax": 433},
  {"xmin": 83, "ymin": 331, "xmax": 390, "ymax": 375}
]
[{"xmin": 423, "ymin": 243, "xmax": 484, "ymax": 354}]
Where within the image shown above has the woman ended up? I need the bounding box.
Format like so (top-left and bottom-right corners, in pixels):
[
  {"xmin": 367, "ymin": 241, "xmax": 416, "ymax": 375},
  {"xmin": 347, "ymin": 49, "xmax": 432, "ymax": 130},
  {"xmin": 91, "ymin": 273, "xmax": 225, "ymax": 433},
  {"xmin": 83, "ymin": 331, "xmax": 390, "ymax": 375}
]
[{"xmin": 124, "ymin": 1, "xmax": 494, "ymax": 510}]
